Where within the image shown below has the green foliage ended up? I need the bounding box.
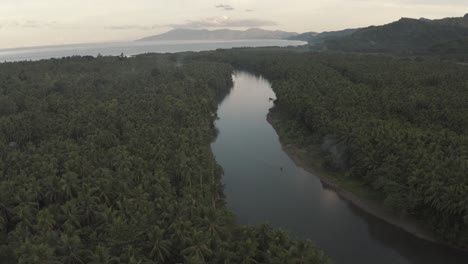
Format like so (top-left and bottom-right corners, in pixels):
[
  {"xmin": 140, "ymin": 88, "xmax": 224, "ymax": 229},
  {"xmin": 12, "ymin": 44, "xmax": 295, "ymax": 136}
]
[
  {"xmin": 0, "ymin": 54, "xmax": 330, "ymax": 263},
  {"xmin": 195, "ymin": 49, "xmax": 468, "ymax": 248},
  {"xmin": 430, "ymin": 37, "xmax": 468, "ymax": 55},
  {"xmin": 324, "ymin": 17, "xmax": 468, "ymax": 53},
  {"xmin": 289, "ymin": 29, "xmax": 357, "ymax": 46},
  {"xmin": 432, "ymin": 14, "xmax": 468, "ymax": 28}
]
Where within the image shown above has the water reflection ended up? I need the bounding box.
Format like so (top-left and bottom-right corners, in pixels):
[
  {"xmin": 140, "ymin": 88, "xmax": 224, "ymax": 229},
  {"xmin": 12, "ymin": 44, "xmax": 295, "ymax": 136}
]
[
  {"xmin": 346, "ymin": 201, "xmax": 468, "ymax": 264},
  {"xmin": 211, "ymin": 71, "xmax": 468, "ymax": 264}
]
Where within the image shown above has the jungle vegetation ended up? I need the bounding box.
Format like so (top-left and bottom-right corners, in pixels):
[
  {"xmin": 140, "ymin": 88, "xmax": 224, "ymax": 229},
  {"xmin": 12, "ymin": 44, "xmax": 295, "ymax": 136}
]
[
  {"xmin": 192, "ymin": 49, "xmax": 468, "ymax": 248},
  {"xmin": 0, "ymin": 54, "xmax": 330, "ymax": 264},
  {"xmin": 291, "ymin": 14, "xmax": 468, "ymax": 55},
  {"xmin": 324, "ymin": 17, "xmax": 468, "ymax": 53}
]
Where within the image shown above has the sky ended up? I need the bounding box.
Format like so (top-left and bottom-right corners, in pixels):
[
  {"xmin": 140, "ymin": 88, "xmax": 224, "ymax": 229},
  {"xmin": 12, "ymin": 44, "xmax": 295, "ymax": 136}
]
[{"xmin": 0, "ymin": 0, "xmax": 467, "ymax": 49}]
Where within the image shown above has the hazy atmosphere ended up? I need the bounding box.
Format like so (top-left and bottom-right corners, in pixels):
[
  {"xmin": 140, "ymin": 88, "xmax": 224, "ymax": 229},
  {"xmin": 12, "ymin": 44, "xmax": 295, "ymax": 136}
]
[
  {"xmin": 1, "ymin": 0, "xmax": 467, "ymax": 48},
  {"xmin": 2, "ymin": 0, "xmax": 468, "ymax": 263}
]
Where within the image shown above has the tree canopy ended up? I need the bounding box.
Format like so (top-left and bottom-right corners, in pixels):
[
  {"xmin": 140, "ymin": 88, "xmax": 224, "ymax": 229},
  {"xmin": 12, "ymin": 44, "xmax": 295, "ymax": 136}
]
[
  {"xmin": 0, "ymin": 54, "xmax": 330, "ymax": 264},
  {"xmin": 193, "ymin": 49, "xmax": 468, "ymax": 248}
]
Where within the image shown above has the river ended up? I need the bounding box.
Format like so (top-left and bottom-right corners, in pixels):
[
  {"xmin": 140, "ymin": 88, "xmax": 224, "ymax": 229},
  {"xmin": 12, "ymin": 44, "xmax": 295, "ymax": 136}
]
[{"xmin": 211, "ymin": 71, "xmax": 468, "ymax": 264}]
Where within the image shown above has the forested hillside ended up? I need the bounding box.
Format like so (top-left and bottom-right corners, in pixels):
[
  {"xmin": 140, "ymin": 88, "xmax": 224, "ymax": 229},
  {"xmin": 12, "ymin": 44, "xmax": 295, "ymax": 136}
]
[
  {"xmin": 315, "ymin": 15, "xmax": 468, "ymax": 54},
  {"xmin": 0, "ymin": 55, "xmax": 330, "ymax": 263},
  {"xmin": 324, "ymin": 17, "xmax": 468, "ymax": 53},
  {"xmin": 193, "ymin": 49, "xmax": 468, "ymax": 248},
  {"xmin": 288, "ymin": 29, "xmax": 357, "ymax": 45},
  {"xmin": 430, "ymin": 37, "xmax": 468, "ymax": 55},
  {"xmin": 432, "ymin": 14, "xmax": 468, "ymax": 28}
]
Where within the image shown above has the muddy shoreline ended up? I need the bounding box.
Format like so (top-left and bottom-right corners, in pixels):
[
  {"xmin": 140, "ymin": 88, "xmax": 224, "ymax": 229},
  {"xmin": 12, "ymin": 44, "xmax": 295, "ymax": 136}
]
[{"xmin": 266, "ymin": 111, "xmax": 468, "ymax": 252}]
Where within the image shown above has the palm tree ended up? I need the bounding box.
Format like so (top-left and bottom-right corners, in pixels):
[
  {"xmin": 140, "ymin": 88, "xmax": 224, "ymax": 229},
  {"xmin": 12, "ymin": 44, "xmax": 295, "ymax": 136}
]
[
  {"xmin": 185, "ymin": 255, "xmax": 207, "ymax": 264},
  {"xmin": 0, "ymin": 214, "xmax": 6, "ymax": 232},
  {"xmin": 182, "ymin": 231, "xmax": 212, "ymax": 262},
  {"xmin": 17, "ymin": 240, "xmax": 61, "ymax": 264},
  {"xmin": 200, "ymin": 208, "xmax": 227, "ymax": 242},
  {"xmin": 36, "ymin": 209, "xmax": 56, "ymax": 231},
  {"xmin": 236, "ymin": 238, "xmax": 258, "ymax": 264},
  {"xmin": 57, "ymin": 234, "xmax": 90, "ymax": 264},
  {"xmin": 148, "ymin": 227, "xmax": 171, "ymax": 263},
  {"xmin": 77, "ymin": 192, "xmax": 100, "ymax": 226},
  {"xmin": 60, "ymin": 200, "xmax": 81, "ymax": 228},
  {"xmin": 59, "ymin": 172, "xmax": 79, "ymax": 201},
  {"xmin": 13, "ymin": 202, "xmax": 37, "ymax": 227},
  {"xmin": 169, "ymin": 220, "xmax": 192, "ymax": 249},
  {"xmin": 88, "ymin": 245, "xmax": 120, "ymax": 264},
  {"xmin": 254, "ymin": 224, "xmax": 274, "ymax": 249}
]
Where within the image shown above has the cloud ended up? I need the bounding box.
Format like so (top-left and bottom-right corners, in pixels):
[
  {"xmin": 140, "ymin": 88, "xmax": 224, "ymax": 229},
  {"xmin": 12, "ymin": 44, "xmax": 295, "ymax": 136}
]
[
  {"xmin": 169, "ymin": 16, "xmax": 277, "ymax": 28},
  {"xmin": 389, "ymin": 0, "xmax": 467, "ymax": 5},
  {"xmin": 106, "ymin": 24, "xmax": 161, "ymax": 30},
  {"xmin": 215, "ymin": 4, "xmax": 234, "ymax": 11},
  {"xmin": 23, "ymin": 20, "xmax": 44, "ymax": 28},
  {"xmin": 0, "ymin": 20, "xmax": 58, "ymax": 28}
]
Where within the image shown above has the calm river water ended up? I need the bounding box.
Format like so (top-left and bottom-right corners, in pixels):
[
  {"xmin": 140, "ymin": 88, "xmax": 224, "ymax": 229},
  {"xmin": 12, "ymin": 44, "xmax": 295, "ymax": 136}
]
[{"xmin": 211, "ymin": 71, "xmax": 468, "ymax": 264}]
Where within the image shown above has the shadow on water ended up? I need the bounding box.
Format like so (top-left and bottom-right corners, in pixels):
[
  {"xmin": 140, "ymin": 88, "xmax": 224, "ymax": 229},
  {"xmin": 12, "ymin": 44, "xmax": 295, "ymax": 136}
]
[
  {"xmin": 322, "ymin": 184, "xmax": 468, "ymax": 264},
  {"xmin": 211, "ymin": 71, "xmax": 468, "ymax": 264}
]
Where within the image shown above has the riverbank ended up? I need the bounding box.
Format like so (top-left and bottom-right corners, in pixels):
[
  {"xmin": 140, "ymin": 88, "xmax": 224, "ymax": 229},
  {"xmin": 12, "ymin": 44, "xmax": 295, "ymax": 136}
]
[{"xmin": 266, "ymin": 108, "xmax": 466, "ymax": 250}]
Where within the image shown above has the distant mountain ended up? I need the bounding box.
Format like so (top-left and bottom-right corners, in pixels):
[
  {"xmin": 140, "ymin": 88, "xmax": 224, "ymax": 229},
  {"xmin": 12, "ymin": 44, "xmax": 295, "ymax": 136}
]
[
  {"xmin": 137, "ymin": 28, "xmax": 298, "ymax": 41},
  {"xmin": 419, "ymin": 18, "xmax": 432, "ymax": 22},
  {"xmin": 288, "ymin": 32, "xmax": 318, "ymax": 42},
  {"xmin": 289, "ymin": 28, "xmax": 357, "ymax": 44},
  {"xmin": 324, "ymin": 15, "xmax": 468, "ymax": 53},
  {"xmin": 432, "ymin": 13, "xmax": 468, "ymax": 28}
]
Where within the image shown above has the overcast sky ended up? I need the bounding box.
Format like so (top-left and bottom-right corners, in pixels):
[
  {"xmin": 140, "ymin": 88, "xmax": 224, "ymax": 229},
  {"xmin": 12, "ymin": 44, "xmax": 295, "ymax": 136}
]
[{"xmin": 0, "ymin": 0, "xmax": 467, "ymax": 49}]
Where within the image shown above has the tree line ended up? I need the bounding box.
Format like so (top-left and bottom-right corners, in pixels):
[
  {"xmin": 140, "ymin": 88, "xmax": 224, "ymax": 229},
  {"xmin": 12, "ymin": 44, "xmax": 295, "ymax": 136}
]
[
  {"xmin": 192, "ymin": 49, "xmax": 468, "ymax": 248},
  {"xmin": 0, "ymin": 54, "xmax": 330, "ymax": 263}
]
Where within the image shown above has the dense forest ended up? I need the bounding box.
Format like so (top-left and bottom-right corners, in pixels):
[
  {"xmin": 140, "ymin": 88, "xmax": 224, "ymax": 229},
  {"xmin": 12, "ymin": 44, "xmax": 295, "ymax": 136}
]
[
  {"xmin": 291, "ymin": 14, "xmax": 468, "ymax": 57},
  {"xmin": 324, "ymin": 18, "xmax": 468, "ymax": 53},
  {"xmin": 192, "ymin": 49, "xmax": 468, "ymax": 248},
  {"xmin": 288, "ymin": 29, "xmax": 357, "ymax": 45},
  {"xmin": 0, "ymin": 55, "xmax": 330, "ymax": 263},
  {"xmin": 1, "ymin": 41, "xmax": 467, "ymax": 264}
]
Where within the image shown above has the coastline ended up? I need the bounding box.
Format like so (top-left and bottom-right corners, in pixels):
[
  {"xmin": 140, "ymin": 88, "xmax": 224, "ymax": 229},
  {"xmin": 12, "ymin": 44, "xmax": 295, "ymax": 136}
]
[{"xmin": 266, "ymin": 110, "xmax": 467, "ymax": 251}]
